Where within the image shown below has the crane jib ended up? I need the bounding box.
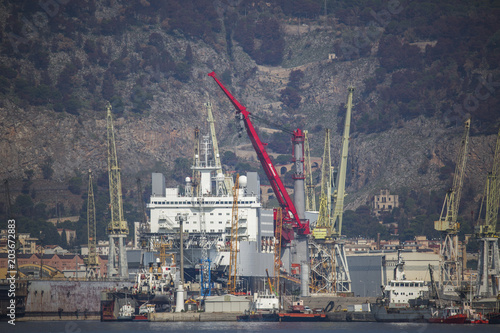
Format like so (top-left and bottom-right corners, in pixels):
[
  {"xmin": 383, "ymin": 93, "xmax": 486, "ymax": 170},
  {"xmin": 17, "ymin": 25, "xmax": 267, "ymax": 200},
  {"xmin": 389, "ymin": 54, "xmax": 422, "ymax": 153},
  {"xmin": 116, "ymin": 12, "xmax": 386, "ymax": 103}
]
[{"xmin": 208, "ymin": 71, "xmax": 310, "ymax": 238}]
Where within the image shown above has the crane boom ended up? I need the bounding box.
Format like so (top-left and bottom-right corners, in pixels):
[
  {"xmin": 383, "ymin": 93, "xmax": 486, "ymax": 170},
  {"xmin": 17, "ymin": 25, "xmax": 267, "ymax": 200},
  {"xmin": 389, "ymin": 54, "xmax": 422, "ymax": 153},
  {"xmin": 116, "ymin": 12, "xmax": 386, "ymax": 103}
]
[
  {"xmin": 434, "ymin": 119, "xmax": 470, "ymax": 233},
  {"xmin": 206, "ymin": 95, "xmax": 222, "ymax": 174},
  {"xmin": 478, "ymin": 126, "xmax": 500, "ymax": 237},
  {"xmin": 331, "ymin": 87, "xmax": 354, "ymax": 237},
  {"xmin": 208, "ymin": 71, "xmax": 310, "ymax": 241},
  {"xmin": 106, "ymin": 103, "xmax": 129, "ymax": 235},
  {"xmin": 312, "ymin": 129, "xmax": 332, "ymax": 239},
  {"xmin": 106, "ymin": 102, "xmax": 128, "ymax": 279}
]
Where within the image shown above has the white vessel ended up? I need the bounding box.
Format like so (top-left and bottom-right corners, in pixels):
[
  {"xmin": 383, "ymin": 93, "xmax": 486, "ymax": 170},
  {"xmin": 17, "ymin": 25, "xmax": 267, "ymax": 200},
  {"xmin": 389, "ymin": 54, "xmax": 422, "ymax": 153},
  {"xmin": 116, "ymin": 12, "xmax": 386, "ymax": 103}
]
[
  {"xmin": 382, "ymin": 250, "xmax": 429, "ymax": 308},
  {"xmin": 117, "ymin": 302, "xmax": 134, "ymax": 321},
  {"xmin": 132, "ymin": 258, "xmax": 177, "ymax": 296},
  {"xmin": 146, "ymin": 134, "xmax": 277, "ymax": 284},
  {"xmin": 253, "ymin": 291, "xmax": 279, "ymax": 312}
]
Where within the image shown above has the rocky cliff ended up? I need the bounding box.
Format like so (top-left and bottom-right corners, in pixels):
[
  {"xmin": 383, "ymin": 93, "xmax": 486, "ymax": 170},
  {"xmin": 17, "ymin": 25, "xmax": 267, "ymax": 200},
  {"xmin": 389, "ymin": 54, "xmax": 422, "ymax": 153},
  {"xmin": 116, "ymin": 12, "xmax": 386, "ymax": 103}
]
[{"xmin": 0, "ymin": 0, "xmax": 498, "ymax": 219}]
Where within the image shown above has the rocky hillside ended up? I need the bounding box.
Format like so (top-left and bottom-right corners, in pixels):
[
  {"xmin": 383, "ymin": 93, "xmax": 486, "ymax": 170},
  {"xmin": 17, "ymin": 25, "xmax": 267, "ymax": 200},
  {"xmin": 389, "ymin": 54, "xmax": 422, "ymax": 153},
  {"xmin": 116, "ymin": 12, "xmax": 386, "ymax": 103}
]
[{"xmin": 1, "ymin": 0, "xmax": 499, "ymax": 239}]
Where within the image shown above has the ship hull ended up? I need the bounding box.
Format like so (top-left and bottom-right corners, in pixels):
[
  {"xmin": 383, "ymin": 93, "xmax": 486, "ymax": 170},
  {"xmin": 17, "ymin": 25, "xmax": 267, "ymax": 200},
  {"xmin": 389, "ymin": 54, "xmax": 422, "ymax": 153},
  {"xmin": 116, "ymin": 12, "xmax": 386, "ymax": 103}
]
[
  {"xmin": 371, "ymin": 304, "xmax": 431, "ymax": 322},
  {"xmin": 237, "ymin": 313, "xmax": 279, "ymax": 322},
  {"xmin": 278, "ymin": 312, "xmax": 327, "ymax": 322},
  {"xmin": 428, "ymin": 314, "xmax": 467, "ymax": 324}
]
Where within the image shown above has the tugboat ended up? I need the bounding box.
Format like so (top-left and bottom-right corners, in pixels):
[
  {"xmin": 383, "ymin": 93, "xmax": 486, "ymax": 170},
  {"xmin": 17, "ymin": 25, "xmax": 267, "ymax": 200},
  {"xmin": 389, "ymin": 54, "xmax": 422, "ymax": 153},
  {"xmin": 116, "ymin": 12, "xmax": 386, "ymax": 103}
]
[
  {"xmin": 370, "ymin": 250, "xmax": 432, "ymax": 322},
  {"xmin": 117, "ymin": 302, "xmax": 134, "ymax": 321},
  {"xmin": 237, "ymin": 291, "xmax": 279, "ymax": 322},
  {"xmin": 428, "ymin": 306, "xmax": 467, "ymax": 324},
  {"xmin": 277, "ymin": 300, "xmax": 327, "ymax": 322}
]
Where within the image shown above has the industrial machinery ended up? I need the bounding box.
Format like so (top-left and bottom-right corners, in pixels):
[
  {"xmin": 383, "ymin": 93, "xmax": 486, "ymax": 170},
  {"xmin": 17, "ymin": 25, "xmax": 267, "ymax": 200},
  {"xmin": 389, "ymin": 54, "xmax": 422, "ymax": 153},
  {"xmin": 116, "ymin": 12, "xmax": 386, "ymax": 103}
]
[
  {"xmin": 106, "ymin": 103, "xmax": 129, "ymax": 279},
  {"xmin": 475, "ymin": 126, "xmax": 500, "ymax": 297},
  {"xmin": 434, "ymin": 119, "xmax": 470, "ymax": 295},
  {"xmin": 84, "ymin": 170, "xmax": 100, "ymax": 278},
  {"xmin": 209, "ymin": 71, "xmax": 311, "ymax": 297},
  {"xmin": 136, "ymin": 177, "xmax": 150, "ymax": 249},
  {"xmin": 309, "ymin": 88, "xmax": 354, "ymax": 294},
  {"xmin": 208, "ymin": 71, "xmax": 310, "ymax": 242}
]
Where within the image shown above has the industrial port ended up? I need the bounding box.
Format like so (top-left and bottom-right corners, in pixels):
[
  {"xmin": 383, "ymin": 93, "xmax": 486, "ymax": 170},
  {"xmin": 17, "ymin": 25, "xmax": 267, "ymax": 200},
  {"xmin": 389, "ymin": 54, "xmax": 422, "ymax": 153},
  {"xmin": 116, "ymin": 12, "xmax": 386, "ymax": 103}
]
[{"xmin": 1, "ymin": 71, "xmax": 500, "ymax": 325}]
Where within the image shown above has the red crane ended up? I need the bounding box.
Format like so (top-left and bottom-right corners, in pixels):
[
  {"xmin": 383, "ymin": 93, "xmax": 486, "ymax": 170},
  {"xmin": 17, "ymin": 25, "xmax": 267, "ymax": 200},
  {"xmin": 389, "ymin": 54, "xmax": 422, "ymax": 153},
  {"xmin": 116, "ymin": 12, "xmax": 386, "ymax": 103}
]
[{"xmin": 208, "ymin": 71, "xmax": 310, "ymax": 242}]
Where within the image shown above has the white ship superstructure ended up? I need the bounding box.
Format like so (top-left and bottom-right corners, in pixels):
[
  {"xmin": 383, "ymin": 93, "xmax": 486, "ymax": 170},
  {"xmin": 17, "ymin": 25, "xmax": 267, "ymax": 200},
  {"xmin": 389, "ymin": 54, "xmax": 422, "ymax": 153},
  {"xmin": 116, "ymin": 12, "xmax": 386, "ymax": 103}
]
[
  {"xmin": 146, "ymin": 133, "xmax": 276, "ymax": 287},
  {"xmin": 149, "ymin": 179, "xmax": 261, "ymax": 241},
  {"xmin": 383, "ymin": 251, "xmax": 429, "ymax": 308},
  {"xmin": 149, "ymin": 136, "xmax": 261, "ymax": 240}
]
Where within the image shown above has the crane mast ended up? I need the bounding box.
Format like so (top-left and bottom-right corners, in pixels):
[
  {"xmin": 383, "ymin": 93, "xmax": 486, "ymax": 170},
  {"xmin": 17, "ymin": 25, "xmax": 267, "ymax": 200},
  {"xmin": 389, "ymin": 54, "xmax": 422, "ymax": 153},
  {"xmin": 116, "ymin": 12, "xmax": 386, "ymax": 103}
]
[
  {"xmin": 273, "ymin": 207, "xmax": 283, "ymax": 297},
  {"xmin": 304, "ymin": 131, "xmax": 316, "ymax": 211},
  {"xmin": 475, "ymin": 126, "xmax": 500, "ymax": 297},
  {"xmin": 85, "ymin": 170, "xmax": 99, "ymax": 278},
  {"xmin": 434, "ymin": 119, "xmax": 470, "ymax": 294},
  {"xmin": 228, "ymin": 175, "xmax": 239, "ymax": 294},
  {"xmin": 106, "ymin": 103, "xmax": 129, "ymax": 279},
  {"xmin": 208, "ymin": 71, "xmax": 310, "ymax": 242},
  {"xmin": 191, "ymin": 127, "xmax": 201, "ymax": 197}
]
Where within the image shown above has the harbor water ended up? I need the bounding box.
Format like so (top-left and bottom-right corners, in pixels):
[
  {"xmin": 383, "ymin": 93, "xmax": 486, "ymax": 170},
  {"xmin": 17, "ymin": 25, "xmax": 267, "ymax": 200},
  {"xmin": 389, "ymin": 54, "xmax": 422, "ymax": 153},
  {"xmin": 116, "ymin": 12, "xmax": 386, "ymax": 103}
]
[{"xmin": 3, "ymin": 321, "xmax": 499, "ymax": 333}]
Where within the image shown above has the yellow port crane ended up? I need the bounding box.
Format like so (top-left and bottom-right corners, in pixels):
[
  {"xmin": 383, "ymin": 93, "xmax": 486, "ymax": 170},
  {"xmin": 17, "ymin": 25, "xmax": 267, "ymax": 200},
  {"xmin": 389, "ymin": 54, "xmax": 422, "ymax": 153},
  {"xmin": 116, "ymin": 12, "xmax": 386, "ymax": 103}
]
[
  {"xmin": 312, "ymin": 87, "xmax": 354, "ymax": 239},
  {"xmin": 206, "ymin": 95, "xmax": 233, "ymax": 196},
  {"xmin": 312, "ymin": 128, "xmax": 332, "ymax": 239},
  {"xmin": 106, "ymin": 103, "xmax": 129, "ymax": 279},
  {"xmin": 434, "ymin": 119, "xmax": 470, "ymax": 294},
  {"xmin": 309, "ymin": 87, "xmax": 354, "ymax": 294},
  {"xmin": 206, "ymin": 95, "xmax": 222, "ymax": 173},
  {"xmin": 331, "ymin": 87, "xmax": 354, "ymax": 238},
  {"xmin": 228, "ymin": 174, "xmax": 239, "ymax": 294},
  {"xmin": 475, "ymin": 125, "xmax": 500, "ymax": 297},
  {"xmin": 304, "ymin": 131, "xmax": 316, "ymax": 211},
  {"xmin": 84, "ymin": 170, "xmax": 99, "ymax": 278}
]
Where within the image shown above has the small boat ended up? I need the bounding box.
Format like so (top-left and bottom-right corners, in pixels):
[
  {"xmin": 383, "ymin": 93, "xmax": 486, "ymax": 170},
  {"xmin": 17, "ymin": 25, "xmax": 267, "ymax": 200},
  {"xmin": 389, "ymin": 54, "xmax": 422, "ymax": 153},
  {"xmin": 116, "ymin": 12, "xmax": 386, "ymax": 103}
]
[
  {"xmin": 237, "ymin": 291, "xmax": 279, "ymax": 322},
  {"xmin": 117, "ymin": 302, "xmax": 134, "ymax": 321},
  {"xmin": 428, "ymin": 306, "xmax": 467, "ymax": 324},
  {"xmin": 463, "ymin": 305, "xmax": 488, "ymax": 324}
]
